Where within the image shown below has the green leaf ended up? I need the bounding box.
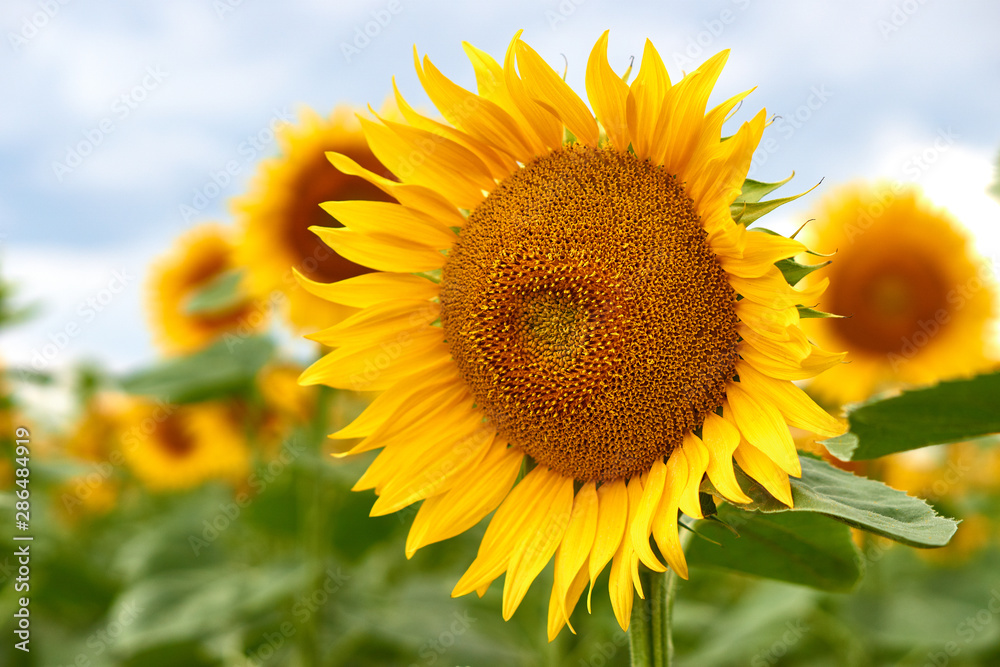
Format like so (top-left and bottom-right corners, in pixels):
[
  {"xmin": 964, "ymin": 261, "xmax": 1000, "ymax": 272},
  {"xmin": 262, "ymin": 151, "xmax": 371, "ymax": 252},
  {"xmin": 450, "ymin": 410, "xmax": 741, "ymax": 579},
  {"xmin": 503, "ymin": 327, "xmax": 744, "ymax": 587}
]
[
  {"xmin": 733, "ymin": 175, "xmax": 794, "ymax": 205},
  {"xmin": 819, "ymin": 372, "xmax": 1000, "ymax": 461},
  {"xmin": 119, "ymin": 335, "xmax": 273, "ymax": 403},
  {"xmin": 776, "ymin": 258, "xmax": 830, "ymax": 286},
  {"xmin": 724, "ymin": 456, "xmax": 957, "ymax": 548},
  {"xmin": 182, "ymin": 269, "xmax": 245, "ymax": 316},
  {"xmin": 688, "ymin": 504, "xmax": 862, "ymax": 592}
]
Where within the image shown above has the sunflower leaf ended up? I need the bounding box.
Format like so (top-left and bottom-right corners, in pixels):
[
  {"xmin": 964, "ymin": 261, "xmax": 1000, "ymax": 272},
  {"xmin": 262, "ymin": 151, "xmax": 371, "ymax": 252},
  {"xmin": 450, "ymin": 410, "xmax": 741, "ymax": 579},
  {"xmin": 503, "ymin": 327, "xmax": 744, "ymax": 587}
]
[
  {"xmin": 776, "ymin": 259, "xmax": 830, "ymax": 286},
  {"xmin": 688, "ymin": 504, "xmax": 863, "ymax": 592},
  {"xmin": 182, "ymin": 269, "xmax": 245, "ymax": 316},
  {"xmin": 729, "ymin": 456, "xmax": 957, "ymax": 548},
  {"xmin": 119, "ymin": 335, "xmax": 274, "ymax": 403},
  {"xmin": 819, "ymin": 372, "xmax": 1000, "ymax": 461}
]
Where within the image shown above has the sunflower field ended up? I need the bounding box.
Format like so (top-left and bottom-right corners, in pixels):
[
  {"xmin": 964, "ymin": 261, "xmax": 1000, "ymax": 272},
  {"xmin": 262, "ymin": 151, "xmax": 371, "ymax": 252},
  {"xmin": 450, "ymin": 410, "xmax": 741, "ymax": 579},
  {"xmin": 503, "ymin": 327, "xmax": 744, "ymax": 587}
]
[{"xmin": 3, "ymin": 3, "xmax": 1000, "ymax": 666}]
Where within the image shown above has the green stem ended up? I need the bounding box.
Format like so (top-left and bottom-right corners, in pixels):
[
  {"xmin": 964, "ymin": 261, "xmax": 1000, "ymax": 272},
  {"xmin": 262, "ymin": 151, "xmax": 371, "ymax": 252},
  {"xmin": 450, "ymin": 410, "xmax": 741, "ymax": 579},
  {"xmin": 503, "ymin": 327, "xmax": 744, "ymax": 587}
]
[
  {"xmin": 630, "ymin": 527, "xmax": 694, "ymax": 666},
  {"xmin": 629, "ymin": 571, "xmax": 653, "ymax": 667},
  {"xmin": 298, "ymin": 384, "xmax": 334, "ymax": 667}
]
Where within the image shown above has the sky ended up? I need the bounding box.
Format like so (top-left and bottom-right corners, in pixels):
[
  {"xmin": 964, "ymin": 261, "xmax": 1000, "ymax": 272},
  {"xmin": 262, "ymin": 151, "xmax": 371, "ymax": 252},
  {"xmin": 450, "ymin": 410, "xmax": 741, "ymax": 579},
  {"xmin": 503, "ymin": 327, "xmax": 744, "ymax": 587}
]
[{"xmin": 1, "ymin": 0, "xmax": 999, "ymax": 377}]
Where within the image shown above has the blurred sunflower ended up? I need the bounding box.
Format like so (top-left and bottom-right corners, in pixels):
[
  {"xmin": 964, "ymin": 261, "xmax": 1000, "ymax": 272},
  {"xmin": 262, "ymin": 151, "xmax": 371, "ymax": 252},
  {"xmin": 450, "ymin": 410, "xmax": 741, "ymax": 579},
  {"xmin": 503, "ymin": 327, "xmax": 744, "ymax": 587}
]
[
  {"xmin": 803, "ymin": 185, "xmax": 996, "ymax": 405},
  {"xmin": 298, "ymin": 32, "xmax": 846, "ymax": 636},
  {"xmin": 58, "ymin": 393, "xmax": 132, "ymax": 516},
  {"xmin": 234, "ymin": 107, "xmax": 396, "ymax": 332},
  {"xmin": 148, "ymin": 223, "xmax": 267, "ymax": 354},
  {"xmin": 123, "ymin": 401, "xmax": 249, "ymax": 492}
]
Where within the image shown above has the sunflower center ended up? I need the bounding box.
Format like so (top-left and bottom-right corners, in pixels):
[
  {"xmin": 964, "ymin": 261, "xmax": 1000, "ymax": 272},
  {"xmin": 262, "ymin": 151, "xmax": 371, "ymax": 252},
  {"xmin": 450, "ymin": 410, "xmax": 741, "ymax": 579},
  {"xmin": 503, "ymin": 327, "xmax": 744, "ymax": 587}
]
[
  {"xmin": 827, "ymin": 251, "xmax": 950, "ymax": 354},
  {"xmin": 289, "ymin": 152, "xmax": 392, "ymax": 283},
  {"xmin": 156, "ymin": 415, "xmax": 196, "ymax": 458},
  {"xmin": 440, "ymin": 144, "xmax": 739, "ymax": 481}
]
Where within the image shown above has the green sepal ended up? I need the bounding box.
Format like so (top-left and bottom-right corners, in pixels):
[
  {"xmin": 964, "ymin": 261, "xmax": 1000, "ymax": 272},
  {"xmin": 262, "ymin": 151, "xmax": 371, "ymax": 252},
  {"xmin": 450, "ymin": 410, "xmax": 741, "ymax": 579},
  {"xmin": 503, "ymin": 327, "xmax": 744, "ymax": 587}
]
[
  {"xmin": 819, "ymin": 371, "xmax": 1000, "ymax": 461},
  {"xmin": 183, "ymin": 269, "xmax": 246, "ymax": 316},
  {"xmin": 776, "ymin": 258, "xmax": 830, "ymax": 286},
  {"xmin": 797, "ymin": 305, "xmax": 842, "ymax": 319},
  {"xmin": 731, "ymin": 175, "xmax": 819, "ymax": 227}
]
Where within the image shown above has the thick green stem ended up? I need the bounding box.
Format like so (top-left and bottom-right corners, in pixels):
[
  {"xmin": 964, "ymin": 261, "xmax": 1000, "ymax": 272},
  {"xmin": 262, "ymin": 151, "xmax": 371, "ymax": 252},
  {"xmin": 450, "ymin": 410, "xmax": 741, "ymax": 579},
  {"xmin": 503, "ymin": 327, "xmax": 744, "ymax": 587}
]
[{"xmin": 629, "ymin": 527, "xmax": 695, "ymax": 666}]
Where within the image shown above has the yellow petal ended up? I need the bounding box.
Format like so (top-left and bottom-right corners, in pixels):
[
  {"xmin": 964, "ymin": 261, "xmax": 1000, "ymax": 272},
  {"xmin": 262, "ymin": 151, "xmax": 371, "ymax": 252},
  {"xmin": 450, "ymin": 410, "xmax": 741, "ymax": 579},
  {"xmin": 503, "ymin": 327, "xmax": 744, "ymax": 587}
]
[
  {"xmin": 503, "ymin": 472, "xmax": 575, "ymax": 619},
  {"xmin": 734, "ymin": 298, "xmax": 799, "ymax": 343},
  {"xmin": 730, "ymin": 265, "xmax": 818, "ymax": 310},
  {"xmin": 515, "ymin": 39, "xmax": 599, "ymax": 148},
  {"xmin": 701, "ymin": 411, "xmax": 752, "ymax": 504},
  {"xmin": 310, "ymin": 226, "xmax": 446, "ymax": 273},
  {"xmin": 298, "ymin": 325, "xmax": 449, "ymax": 391},
  {"xmin": 734, "ymin": 441, "xmax": 793, "ymax": 507},
  {"xmin": 720, "ymin": 230, "xmax": 806, "ymax": 279},
  {"xmin": 294, "ymin": 270, "xmax": 439, "ymax": 309},
  {"xmin": 587, "ymin": 478, "xmax": 627, "ymax": 611},
  {"xmin": 307, "ymin": 299, "xmax": 440, "ymax": 348},
  {"xmin": 405, "ymin": 438, "xmax": 522, "ymax": 557},
  {"xmin": 503, "ymin": 31, "xmax": 563, "ymax": 151},
  {"xmin": 551, "ymin": 482, "xmax": 598, "ymax": 635},
  {"xmin": 326, "ymin": 150, "xmax": 467, "ymax": 228},
  {"xmin": 737, "ymin": 360, "xmax": 844, "ymax": 437},
  {"xmin": 321, "ymin": 200, "xmax": 457, "ymax": 249},
  {"xmin": 452, "ymin": 466, "xmax": 565, "ymax": 598},
  {"xmin": 330, "ymin": 364, "xmax": 459, "ymax": 441},
  {"xmin": 626, "ymin": 39, "xmax": 671, "ymax": 160},
  {"xmin": 547, "ymin": 563, "xmax": 590, "ymax": 641},
  {"xmin": 739, "ymin": 340, "xmax": 846, "ymax": 381},
  {"xmin": 586, "ymin": 30, "xmax": 630, "ymax": 151},
  {"xmin": 678, "ymin": 433, "xmax": 710, "ymax": 519},
  {"xmin": 651, "ymin": 449, "xmax": 690, "ymax": 579},
  {"xmin": 738, "ymin": 322, "xmax": 812, "ymax": 362},
  {"xmin": 608, "ymin": 477, "xmax": 644, "ymax": 631},
  {"xmin": 629, "ymin": 457, "xmax": 668, "ymax": 572},
  {"xmin": 726, "ymin": 382, "xmax": 801, "ymax": 477}
]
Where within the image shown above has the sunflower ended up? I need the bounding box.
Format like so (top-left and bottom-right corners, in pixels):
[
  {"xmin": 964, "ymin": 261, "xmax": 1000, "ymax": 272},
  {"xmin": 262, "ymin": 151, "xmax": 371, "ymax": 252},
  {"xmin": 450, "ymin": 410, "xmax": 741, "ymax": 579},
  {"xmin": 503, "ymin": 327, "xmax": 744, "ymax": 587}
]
[
  {"xmin": 298, "ymin": 32, "xmax": 846, "ymax": 636},
  {"xmin": 802, "ymin": 184, "xmax": 996, "ymax": 405},
  {"xmin": 234, "ymin": 107, "xmax": 397, "ymax": 332},
  {"xmin": 122, "ymin": 400, "xmax": 249, "ymax": 491},
  {"xmin": 148, "ymin": 223, "xmax": 267, "ymax": 354}
]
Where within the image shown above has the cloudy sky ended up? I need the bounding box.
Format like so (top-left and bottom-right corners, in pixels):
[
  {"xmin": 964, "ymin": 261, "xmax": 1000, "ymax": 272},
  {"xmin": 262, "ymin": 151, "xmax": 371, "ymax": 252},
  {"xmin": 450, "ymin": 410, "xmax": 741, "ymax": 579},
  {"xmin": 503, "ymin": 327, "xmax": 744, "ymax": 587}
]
[{"xmin": 2, "ymin": 0, "xmax": 998, "ymax": 375}]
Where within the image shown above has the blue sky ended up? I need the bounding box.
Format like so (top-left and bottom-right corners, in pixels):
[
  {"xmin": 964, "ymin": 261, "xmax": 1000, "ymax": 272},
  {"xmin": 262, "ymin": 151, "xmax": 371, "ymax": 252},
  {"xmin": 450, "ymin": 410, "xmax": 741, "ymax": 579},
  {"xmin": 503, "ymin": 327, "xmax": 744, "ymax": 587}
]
[{"xmin": 2, "ymin": 0, "xmax": 999, "ymax": 375}]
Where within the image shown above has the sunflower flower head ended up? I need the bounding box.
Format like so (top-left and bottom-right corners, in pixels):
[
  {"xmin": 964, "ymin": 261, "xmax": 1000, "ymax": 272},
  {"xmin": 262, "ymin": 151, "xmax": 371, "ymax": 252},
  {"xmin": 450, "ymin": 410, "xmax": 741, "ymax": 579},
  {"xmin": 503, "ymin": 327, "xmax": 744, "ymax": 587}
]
[
  {"xmin": 234, "ymin": 107, "xmax": 397, "ymax": 332},
  {"xmin": 122, "ymin": 400, "xmax": 249, "ymax": 492},
  {"xmin": 802, "ymin": 183, "xmax": 997, "ymax": 405},
  {"xmin": 299, "ymin": 31, "xmax": 847, "ymax": 637},
  {"xmin": 147, "ymin": 223, "xmax": 267, "ymax": 355}
]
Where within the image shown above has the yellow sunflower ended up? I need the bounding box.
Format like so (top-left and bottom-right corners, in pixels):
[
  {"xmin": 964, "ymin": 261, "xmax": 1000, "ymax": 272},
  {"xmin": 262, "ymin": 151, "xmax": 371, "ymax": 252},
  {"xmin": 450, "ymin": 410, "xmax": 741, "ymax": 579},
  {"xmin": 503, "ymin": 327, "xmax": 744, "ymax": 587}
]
[
  {"xmin": 802, "ymin": 184, "xmax": 996, "ymax": 405},
  {"xmin": 298, "ymin": 32, "xmax": 846, "ymax": 636},
  {"xmin": 122, "ymin": 400, "xmax": 249, "ymax": 491},
  {"xmin": 148, "ymin": 223, "xmax": 267, "ymax": 354},
  {"xmin": 234, "ymin": 106, "xmax": 397, "ymax": 332}
]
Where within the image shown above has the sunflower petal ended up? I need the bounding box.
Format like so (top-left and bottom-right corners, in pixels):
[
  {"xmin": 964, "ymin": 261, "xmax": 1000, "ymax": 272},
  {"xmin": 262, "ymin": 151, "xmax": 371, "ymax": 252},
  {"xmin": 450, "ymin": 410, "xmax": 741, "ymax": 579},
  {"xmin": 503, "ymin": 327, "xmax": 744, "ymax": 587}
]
[
  {"xmin": 310, "ymin": 227, "xmax": 446, "ymax": 273},
  {"xmin": 734, "ymin": 441, "xmax": 793, "ymax": 507},
  {"xmin": 588, "ymin": 479, "xmax": 628, "ymax": 611},
  {"xmin": 651, "ymin": 448, "xmax": 690, "ymax": 579},
  {"xmin": 726, "ymin": 382, "xmax": 801, "ymax": 477},
  {"xmin": 701, "ymin": 411, "xmax": 752, "ymax": 504},
  {"xmin": 321, "ymin": 200, "xmax": 457, "ymax": 249},
  {"xmin": 626, "ymin": 39, "xmax": 671, "ymax": 160},
  {"xmin": 608, "ymin": 477, "xmax": 644, "ymax": 631},
  {"xmin": 294, "ymin": 270, "xmax": 438, "ymax": 309},
  {"xmin": 736, "ymin": 361, "xmax": 845, "ymax": 437},
  {"xmin": 678, "ymin": 433, "xmax": 710, "ymax": 519},
  {"xmin": 515, "ymin": 39, "xmax": 600, "ymax": 147},
  {"xmin": 551, "ymin": 482, "xmax": 598, "ymax": 635},
  {"xmin": 586, "ymin": 30, "xmax": 630, "ymax": 151}
]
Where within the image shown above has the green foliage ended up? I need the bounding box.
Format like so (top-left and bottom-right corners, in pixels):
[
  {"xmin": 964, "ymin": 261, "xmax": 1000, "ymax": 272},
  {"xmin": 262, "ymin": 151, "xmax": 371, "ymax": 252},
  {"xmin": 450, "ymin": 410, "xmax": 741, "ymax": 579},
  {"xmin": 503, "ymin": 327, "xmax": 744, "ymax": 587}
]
[
  {"xmin": 182, "ymin": 269, "xmax": 246, "ymax": 316},
  {"xmin": 688, "ymin": 505, "xmax": 863, "ymax": 592},
  {"xmin": 119, "ymin": 335, "xmax": 274, "ymax": 403},
  {"xmin": 822, "ymin": 372, "xmax": 1000, "ymax": 461},
  {"xmin": 731, "ymin": 175, "xmax": 815, "ymax": 227},
  {"xmin": 721, "ymin": 457, "xmax": 958, "ymax": 548}
]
